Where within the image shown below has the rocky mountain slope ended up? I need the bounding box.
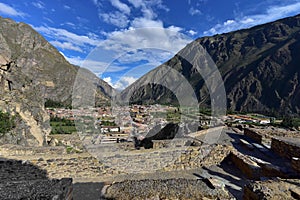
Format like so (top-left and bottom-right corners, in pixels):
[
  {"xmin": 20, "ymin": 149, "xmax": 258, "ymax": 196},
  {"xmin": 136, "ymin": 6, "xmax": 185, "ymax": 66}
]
[
  {"xmin": 0, "ymin": 17, "xmax": 113, "ymax": 146},
  {"xmin": 122, "ymin": 14, "xmax": 300, "ymax": 116}
]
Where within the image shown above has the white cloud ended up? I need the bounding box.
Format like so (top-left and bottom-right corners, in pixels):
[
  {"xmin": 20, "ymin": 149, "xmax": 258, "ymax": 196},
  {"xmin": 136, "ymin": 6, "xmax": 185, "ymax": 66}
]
[
  {"xmin": 188, "ymin": 30, "xmax": 197, "ymax": 36},
  {"xmin": 110, "ymin": 0, "xmax": 131, "ymax": 14},
  {"xmin": 44, "ymin": 17, "xmax": 54, "ymax": 24},
  {"xmin": 33, "ymin": 24, "xmax": 189, "ymax": 77},
  {"xmin": 141, "ymin": 6, "xmax": 156, "ymax": 19},
  {"xmin": 116, "ymin": 49, "xmax": 173, "ymax": 67},
  {"xmin": 189, "ymin": 7, "xmax": 201, "ymax": 16},
  {"xmin": 103, "ymin": 77, "xmax": 113, "ymax": 85},
  {"xmin": 127, "ymin": 0, "xmax": 143, "ymax": 8},
  {"xmin": 40, "ymin": 0, "xmax": 190, "ymax": 86},
  {"xmin": 101, "ymin": 27, "xmax": 191, "ymax": 55},
  {"xmin": 50, "ymin": 41, "xmax": 83, "ymax": 52},
  {"xmin": 32, "ymin": 1, "xmax": 45, "ymax": 9},
  {"xmin": 100, "ymin": 11, "xmax": 129, "ymax": 28},
  {"xmin": 224, "ymin": 19, "xmax": 235, "ymax": 26},
  {"xmin": 62, "ymin": 54, "xmax": 127, "ymax": 75},
  {"xmin": 33, "ymin": 25, "xmax": 101, "ymax": 49},
  {"xmin": 0, "ymin": 3, "xmax": 25, "ymax": 16},
  {"xmin": 100, "ymin": 0, "xmax": 167, "ymax": 27},
  {"xmin": 76, "ymin": 16, "xmax": 89, "ymax": 24},
  {"xmin": 100, "ymin": 0, "xmax": 169, "ymax": 28},
  {"xmin": 131, "ymin": 18, "xmax": 163, "ymax": 28},
  {"xmin": 61, "ymin": 22, "xmax": 76, "ymax": 28},
  {"xmin": 64, "ymin": 5, "xmax": 71, "ymax": 10},
  {"xmin": 204, "ymin": 2, "xmax": 300, "ymax": 35},
  {"xmin": 104, "ymin": 76, "xmax": 137, "ymax": 90},
  {"xmin": 59, "ymin": 54, "xmax": 82, "ymax": 66},
  {"xmin": 81, "ymin": 60, "xmax": 127, "ymax": 75}
]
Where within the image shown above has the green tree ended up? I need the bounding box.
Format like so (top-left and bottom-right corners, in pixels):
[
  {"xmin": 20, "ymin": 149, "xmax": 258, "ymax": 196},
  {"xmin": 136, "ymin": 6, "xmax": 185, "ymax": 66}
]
[
  {"xmin": 0, "ymin": 110, "xmax": 15, "ymax": 135},
  {"xmin": 281, "ymin": 116, "xmax": 300, "ymax": 129}
]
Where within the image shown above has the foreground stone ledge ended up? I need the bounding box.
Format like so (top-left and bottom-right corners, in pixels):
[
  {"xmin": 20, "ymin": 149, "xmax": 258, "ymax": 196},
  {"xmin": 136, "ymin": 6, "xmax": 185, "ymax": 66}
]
[
  {"xmin": 243, "ymin": 178, "xmax": 300, "ymax": 200},
  {"xmin": 0, "ymin": 178, "xmax": 73, "ymax": 200},
  {"xmin": 102, "ymin": 178, "xmax": 234, "ymax": 200}
]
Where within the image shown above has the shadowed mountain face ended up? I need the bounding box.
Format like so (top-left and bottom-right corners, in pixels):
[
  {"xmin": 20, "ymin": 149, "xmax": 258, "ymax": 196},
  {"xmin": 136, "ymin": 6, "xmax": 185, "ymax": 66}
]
[
  {"xmin": 122, "ymin": 14, "xmax": 300, "ymax": 116},
  {"xmin": 0, "ymin": 17, "xmax": 113, "ymax": 146}
]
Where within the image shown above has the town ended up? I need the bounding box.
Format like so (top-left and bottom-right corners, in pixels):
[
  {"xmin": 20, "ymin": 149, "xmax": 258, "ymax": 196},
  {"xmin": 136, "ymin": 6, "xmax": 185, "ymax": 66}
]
[{"xmin": 46, "ymin": 104, "xmax": 282, "ymax": 146}]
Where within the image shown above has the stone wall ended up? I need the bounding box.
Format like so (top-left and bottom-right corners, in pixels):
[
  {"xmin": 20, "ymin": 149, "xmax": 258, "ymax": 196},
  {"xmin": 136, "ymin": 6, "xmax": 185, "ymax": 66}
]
[
  {"xmin": 0, "ymin": 144, "xmax": 66, "ymax": 156},
  {"xmin": 244, "ymin": 128, "xmax": 262, "ymax": 143},
  {"xmin": 97, "ymin": 146, "xmax": 210, "ymax": 173},
  {"xmin": 228, "ymin": 150, "xmax": 261, "ymax": 179},
  {"xmin": 90, "ymin": 144, "xmax": 232, "ymax": 174},
  {"xmin": 271, "ymin": 137, "xmax": 300, "ymax": 159},
  {"xmin": 0, "ymin": 143, "xmax": 233, "ymax": 180},
  {"xmin": 291, "ymin": 157, "xmax": 300, "ymax": 174},
  {"xmin": 228, "ymin": 149, "xmax": 288, "ymax": 180},
  {"xmin": 27, "ymin": 154, "xmax": 115, "ymax": 179},
  {"xmin": 152, "ymin": 138, "xmax": 193, "ymax": 149}
]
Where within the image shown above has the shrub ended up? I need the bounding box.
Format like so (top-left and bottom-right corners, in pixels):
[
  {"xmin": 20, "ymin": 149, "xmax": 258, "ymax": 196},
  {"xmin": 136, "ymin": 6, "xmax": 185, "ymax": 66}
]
[{"xmin": 0, "ymin": 110, "xmax": 15, "ymax": 135}]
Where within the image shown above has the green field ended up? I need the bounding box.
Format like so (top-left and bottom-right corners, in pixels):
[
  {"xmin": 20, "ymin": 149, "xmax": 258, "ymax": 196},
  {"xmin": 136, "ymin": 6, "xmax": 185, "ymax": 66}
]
[{"xmin": 50, "ymin": 117, "xmax": 76, "ymax": 134}]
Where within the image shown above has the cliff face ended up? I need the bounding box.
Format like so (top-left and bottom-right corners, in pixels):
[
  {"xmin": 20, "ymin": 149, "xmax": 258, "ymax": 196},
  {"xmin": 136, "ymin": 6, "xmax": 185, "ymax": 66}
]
[
  {"xmin": 0, "ymin": 17, "xmax": 113, "ymax": 146},
  {"xmin": 123, "ymin": 14, "xmax": 300, "ymax": 115}
]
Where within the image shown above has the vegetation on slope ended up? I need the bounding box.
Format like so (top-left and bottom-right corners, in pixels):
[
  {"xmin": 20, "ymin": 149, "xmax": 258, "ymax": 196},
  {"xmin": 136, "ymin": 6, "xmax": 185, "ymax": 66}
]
[{"xmin": 0, "ymin": 110, "xmax": 16, "ymax": 135}]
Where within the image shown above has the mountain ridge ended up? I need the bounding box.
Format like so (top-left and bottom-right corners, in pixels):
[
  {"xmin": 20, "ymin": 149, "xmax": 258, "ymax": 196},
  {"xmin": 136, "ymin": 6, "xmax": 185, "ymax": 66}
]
[{"xmin": 121, "ymin": 14, "xmax": 300, "ymax": 116}]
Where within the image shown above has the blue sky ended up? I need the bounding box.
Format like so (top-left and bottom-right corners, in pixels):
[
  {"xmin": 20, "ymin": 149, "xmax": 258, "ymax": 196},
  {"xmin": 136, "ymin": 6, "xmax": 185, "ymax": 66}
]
[{"xmin": 1, "ymin": 0, "xmax": 300, "ymax": 90}]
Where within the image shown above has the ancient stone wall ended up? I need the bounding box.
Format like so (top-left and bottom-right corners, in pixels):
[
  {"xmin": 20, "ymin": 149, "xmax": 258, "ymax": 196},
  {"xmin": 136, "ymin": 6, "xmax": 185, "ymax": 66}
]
[
  {"xmin": 291, "ymin": 157, "xmax": 300, "ymax": 174},
  {"xmin": 0, "ymin": 144, "xmax": 66, "ymax": 156},
  {"xmin": 271, "ymin": 137, "xmax": 300, "ymax": 159},
  {"xmin": 152, "ymin": 138, "xmax": 192, "ymax": 149},
  {"xmin": 98, "ymin": 146, "xmax": 211, "ymax": 174},
  {"xmin": 244, "ymin": 128, "xmax": 262, "ymax": 143},
  {"xmin": 0, "ymin": 143, "xmax": 233, "ymax": 181},
  {"xmin": 92, "ymin": 144, "xmax": 232, "ymax": 174},
  {"xmin": 228, "ymin": 150, "xmax": 261, "ymax": 179}
]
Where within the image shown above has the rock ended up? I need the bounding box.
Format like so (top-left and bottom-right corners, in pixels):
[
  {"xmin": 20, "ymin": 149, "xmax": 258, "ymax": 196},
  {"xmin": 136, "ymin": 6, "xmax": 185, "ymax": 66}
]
[
  {"xmin": 290, "ymin": 187, "xmax": 300, "ymax": 199},
  {"xmin": 49, "ymin": 138, "xmax": 59, "ymax": 147},
  {"xmin": 0, "ymin": 17, "xmax": 114, "ymax": 146},
  {"xmin": 243, "ymin": 178, "xmax": 300, "ymax": 200}
]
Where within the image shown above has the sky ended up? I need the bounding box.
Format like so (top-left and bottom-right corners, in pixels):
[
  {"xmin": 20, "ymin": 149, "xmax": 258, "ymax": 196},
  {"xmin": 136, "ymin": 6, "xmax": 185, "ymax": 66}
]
[{"xmin": 1, "ymin": 0, "xmax": 300, "ymax": 90}]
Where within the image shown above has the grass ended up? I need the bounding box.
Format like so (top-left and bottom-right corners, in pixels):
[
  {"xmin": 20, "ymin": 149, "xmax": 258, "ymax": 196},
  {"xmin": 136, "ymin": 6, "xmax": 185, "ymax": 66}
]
[
  {"xmin": 50, "ymin": 118, "xmax": 77, "ymax": 134},
  {"xmin": 50, "ymin": 122, "xmax": 77, "ymax": 134}
]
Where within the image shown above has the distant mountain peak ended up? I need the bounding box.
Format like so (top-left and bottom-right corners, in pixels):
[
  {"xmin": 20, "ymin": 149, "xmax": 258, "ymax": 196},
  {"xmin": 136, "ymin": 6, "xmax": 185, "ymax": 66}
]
[{"xmin": 121, "ymin": 14, "xmax": 300, "ymax": 116}]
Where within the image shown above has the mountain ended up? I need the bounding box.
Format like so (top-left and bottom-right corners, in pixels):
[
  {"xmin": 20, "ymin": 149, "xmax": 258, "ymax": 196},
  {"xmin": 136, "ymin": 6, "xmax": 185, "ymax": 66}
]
[
  {"xmin": 121, "ymin": 14, "xmax": 300, "ymax": 116},
  {"xmin": 0, "ymin": 17, "xmax": 113, "ymax": 146}
]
